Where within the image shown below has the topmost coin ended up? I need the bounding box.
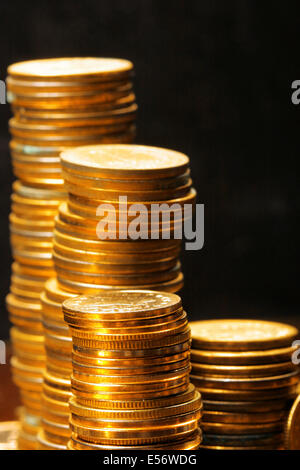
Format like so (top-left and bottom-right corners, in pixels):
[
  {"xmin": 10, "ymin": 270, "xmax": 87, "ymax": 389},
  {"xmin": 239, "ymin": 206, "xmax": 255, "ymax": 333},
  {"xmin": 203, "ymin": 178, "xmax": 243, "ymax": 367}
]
[
  {"xmin": 60, "ymin": 144, "xmax": 190, "ymax": 179},
  {"xmin": 7, "ymin": 57, "xmax": 133, "ymax": 81},
  {"xmin": 62, "ymin": 290, "xmax": 182, "ymax": 320},
  {"xmin": 191, "ymin": 319, "xmax": 298, "ymax": 351}
]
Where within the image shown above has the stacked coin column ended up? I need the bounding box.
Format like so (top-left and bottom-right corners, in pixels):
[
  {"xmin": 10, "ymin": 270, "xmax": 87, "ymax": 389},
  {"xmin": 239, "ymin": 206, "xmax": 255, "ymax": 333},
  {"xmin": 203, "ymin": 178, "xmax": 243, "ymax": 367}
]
[
  {"xmin": 56, "ymin": 144, "xmax": 195, "ymax": 294},
  {"xmin": 5, "ymin": 57, "xmax": 137, "ymax": 449},
  {"xmin": 190, "ymin": 320, "xmax": 300, "ymax": 450},
  {"xmin": 62, "ymin": 291, "xmax": 202, "ymax": 450}
]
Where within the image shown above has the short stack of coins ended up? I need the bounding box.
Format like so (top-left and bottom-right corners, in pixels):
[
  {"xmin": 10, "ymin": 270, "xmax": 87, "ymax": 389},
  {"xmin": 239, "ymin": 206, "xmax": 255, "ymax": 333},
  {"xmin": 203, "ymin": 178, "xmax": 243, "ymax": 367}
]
[
  {"xmin": 37, "ymin": 278, "xmax": 76, "ymax": 450},
  {"xmin": 62, "ymin": 290, "xmax": 202, "ymax": 450},
  {"xmin": 6, "ymin": 57, "xmax": 137, "ymax": 449},
  {"xmin": 190, "ymin": 319, "xmax": 300, "ymax": 450},
  {"xmin": 56, "ymin": 144, "xmax": 195, "ymax": 294}
]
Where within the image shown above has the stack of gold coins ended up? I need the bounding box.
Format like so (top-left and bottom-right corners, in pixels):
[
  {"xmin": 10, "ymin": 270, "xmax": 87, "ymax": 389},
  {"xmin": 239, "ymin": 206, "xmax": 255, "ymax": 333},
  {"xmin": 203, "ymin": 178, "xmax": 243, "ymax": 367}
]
[
  {"xmin": 62, "ymin": 290, "xmax": 202, "ymax": 450},
  {"xmin": 55, "ymin": 144, "xmax": 195, "ymax": 295},
  {"xmin": 6, "ymin": 57, "xmax": 137, "ymax": 449},
  {"xmin": 190, "ymin": 319, "xmax": 300, "ymax": 450},
  {"xmin": 37, "ymin": 278, "xmax": 76, "ymax": 450},
  {"xmin": 7, "ymin": 182, "xmax": 65, "ymax": 449}
]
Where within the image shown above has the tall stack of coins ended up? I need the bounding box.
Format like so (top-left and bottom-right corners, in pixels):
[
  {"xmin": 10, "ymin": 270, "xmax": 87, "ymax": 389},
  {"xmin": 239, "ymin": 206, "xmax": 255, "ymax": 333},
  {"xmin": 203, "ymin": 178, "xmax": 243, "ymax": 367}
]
[
  {"xmin": 6, "ymin": 57, "xmax": 137, "ymax": 449},
  {"xmin": 190, "ymin": 320, "xmax": 300, "ymax": 450},
  {"xmin": 55, "ymin": 144, "xmax": 195, "ymax": 294},
  {"xmin": 62, "ymin": 291, "xmax": 202, "ymax": 450}
]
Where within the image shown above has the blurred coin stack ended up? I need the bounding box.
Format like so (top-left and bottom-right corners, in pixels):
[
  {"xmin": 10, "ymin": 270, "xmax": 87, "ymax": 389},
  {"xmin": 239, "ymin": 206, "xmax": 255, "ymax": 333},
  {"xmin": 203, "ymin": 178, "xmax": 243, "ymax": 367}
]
[
  {"xmin": 37, "ymin": 278, "xmax": 76, "ymax": 450},
  {"xmin": 62, "ymin": 290, "xmax": 202, "ymax": 450},
  {"xmin": 190, "ymin": 320, "xmax": 300, "ymax": 450},
  {"xmin": 56, "ymin": 144, "xmax": 195, "ymax": 294},
  {"xmin": 6, "ymin": 57, "xmax": 137, "ymax": 449}
]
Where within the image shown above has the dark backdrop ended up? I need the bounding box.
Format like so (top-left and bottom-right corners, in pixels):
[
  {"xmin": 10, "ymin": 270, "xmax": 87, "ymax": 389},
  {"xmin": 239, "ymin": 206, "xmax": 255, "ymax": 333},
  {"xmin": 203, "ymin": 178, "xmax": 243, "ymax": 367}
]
[{"xmin": 0, "ymin": 0, "xmax": 299, "ymax": 339}]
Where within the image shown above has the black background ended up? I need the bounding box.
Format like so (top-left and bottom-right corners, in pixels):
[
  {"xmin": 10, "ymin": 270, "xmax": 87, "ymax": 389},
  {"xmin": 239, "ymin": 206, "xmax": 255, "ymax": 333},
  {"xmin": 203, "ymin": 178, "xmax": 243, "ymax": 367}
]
[{"xmin": 0, "ymin": 0, "xmax": 299, "ymax": 339}]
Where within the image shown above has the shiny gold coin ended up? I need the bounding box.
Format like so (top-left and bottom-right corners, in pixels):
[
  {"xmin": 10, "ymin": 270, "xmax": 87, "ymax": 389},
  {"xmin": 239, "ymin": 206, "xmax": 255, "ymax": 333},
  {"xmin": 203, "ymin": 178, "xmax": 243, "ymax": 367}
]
[
  {"xmin": 44, "ymin": 277, "xmax": 77, "ymax": 303},
  {"xmin": 194, "ymin": 384, "xmax": 299, "ymax": 402},
  {"xmin": 69, "ymin": 392, "xmax": 201, "ymax": 420},
  {"xmin": 72, "ymin": 338, "xmax": 190, "ymax": 360},
  {"xmin": 54, "ymin": 238, "xmax": 181, "ymax": 265},
  {"xmin": 8, "ymin": 57, "xmax": 133, "ymax": 80},
  {"xmin": 191, "ymin": 345, "xmax": 298, "ymax": 365},
  {"xmin": 18, "ymin": 430, "xmax": 38, "ymax": 450},
  {"xmin": 57, "ymin": 270, "xmax": 184, "ymax": 294},
  {"xmin": 56, "ymin": 262, "xmax": 181, "ymax": 286},
  {"xmin": 64, "ymin": 169, "xmax": 190, "ymax": 191},
  {"xmin": 63, "ymin": 178, "xmax": 192, "ymax": 202},
  {"xmin": 201, "ymin": 421, "xmax": 284, "ymax": 435},
  {"xmin": 68, "ymin": 428, "xmax": 201, "ymax": 450},
  {"xmin": 66, "ymin": 188, "xmax": 196, "ymax": 219},
  {"xmin": 72, "ymin": 380, "xmax": 189, "ymax": 402},
  {"xmin": 284, "ymin": 393, "xmax": 300, "ymax": 449},
  {"xmin": 37, "ymin": 430, "xmax": 67, "ymax": 450},
  {"xmin": 192, "ymin": 361, "xmax": 296, "ymax": 378},
  {"xmin": 203, "ymin": 398, "xmax": 292, "ymax": 413},
  {"xmin": 0, "ymin": 421, "xmax": 19, "ymax": 450},
  {"xmin": 202, "ymin": 409, "xmax": 287, "ymax": 424},
  {"xmin": 11, "ymin": 261, "xmax": 55, "ymax": 279},
  {"xmin": 191, "ymin": 319, "xmax": 298, "ymax": 351},
  {"xmin": 70, "ymin": 414, "xmax": 199, "ymax": 445},
  {"xmin": 70, "ymin": 409, "xmax": 201, "ymax": 435},
  {"xmin": 53, "ymin": 250, "xmax": 178, "ymax": 275},
  {"xmin": 74, "ymin": 383, "xmax": 195, "ymax": 410},
  {"xmin": 63, "ymin": 290, "xmax": 182, "ymax": 319},
  {"xmin": 61, "ymin": 144, "xmax": 189, "ymax": 179},
  {"xmin": 71, "ymin": 327, "xmax": 190, "ymax": 351},
  {"xmin": 191, "ymin": 370, "xmax": 300, "ymax": 390}
]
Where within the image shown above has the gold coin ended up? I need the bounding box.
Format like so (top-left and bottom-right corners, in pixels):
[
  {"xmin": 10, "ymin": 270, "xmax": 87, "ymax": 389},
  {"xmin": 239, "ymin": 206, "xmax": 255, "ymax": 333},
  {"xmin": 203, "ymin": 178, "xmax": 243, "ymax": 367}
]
[
  {"xmin": 61, "ymin": 144, "xmax": 189, "ymax": 179},
  {"xmin": 57, "ymin": 270, "xmax": 184, "ymax": 294},
  {"xmin": 70, "ymin": 415, "xmax": 199, "ymax": 445},
  {"xmin": 191, "ymin": 370, "xmax": 300, "ymax": 390},
  {"xmin": 0, "ymin": 421, "xmax": 19, "ymax": 450},
  {"xmin": 53, "ymin": 250, "xmax": 178, "ymax": 274},
  {"xmin": 63, "ymin": 178, "xmax": 192, "ymax": 202},
  {"xmin": 191, "ymin": 319, "xmax": 298, "ymax": 351},
  {"xmin": 202, "ymin": 409, "xmax": 287, "ymax": 424},
  {"xmin": 68, "ymin": 428, "xmax": 201, "ymax": 450},
  {"xmin": 284, "ymin": 394, "xmax": 300, "ymax": 449},
  {"xmin": 203, "ymin": 398, "xmax": 292, "ymax": 413},
  {"xmin": 44, "ymin": 277, "xmax": 77, "ymax": 303},
  {"xmin": 37, "ymin": 430, "xmax": 66, "ymax": 450},
  {"xmin": 54, "ymin": 238, "xmax": 181, "ymax": 264},
  {"xmin": 64, "ymin": 169, "xmax": 190, "ymax": 191},
  {"xmin": 191, "ymin": 345, "xmax": 298, "ymax": 365},
  {"xmin": 74, "ymin": 383, "xmax": 196, "ymax": 410},
  {"xmin": 14, "ymin": 104, "xmax": 137, "ymax": 128},
  {"xmin": 56, "ymin": 262, "xmax": 181, "ymax": 285},
  {"xmin": 201, "ymin": 421, "xmax": 284, "ymax": 435},
  {"xmin": 69, "ymin": 392, "xmax": 201, "ymax": 420},
  {"xmin": 192, "ymin": 361, "xmax": 295, "ymax": 378},
  {"xmin": 70, "ymin": 409, "xmax": 201, "ymax": 433},
  {"xmin": 72, "ymin": 338, "xmax": 190, "ymax": 360},
  {"xmin": 63, "ymin": 290, "xmax": 182, "ymax": 319},
  {"xmin": 8, "ymin": 58, "xmax": 133, "ymax": 81},
  {"xmin": 71, "ymin": 379, "xmax": 189, "ymax": 401},
  {"xmin": 194, "ymin": 385, "xmax": 299, "ymax": 402}
]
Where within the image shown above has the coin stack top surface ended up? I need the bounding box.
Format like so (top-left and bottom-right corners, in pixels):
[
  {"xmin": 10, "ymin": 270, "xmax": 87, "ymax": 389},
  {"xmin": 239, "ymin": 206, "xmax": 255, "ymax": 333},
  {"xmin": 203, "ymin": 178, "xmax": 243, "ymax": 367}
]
[
  {"xmin": 6, "ymin": 57, "xmax": 137, "ymax": 449},
  {"xmin": 62, "ymin": 290, "xmax": 202, "ymax": 450},
  {"xmin": 190, "ymin": 319, "xmax": 300, "ymax": 450}
]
